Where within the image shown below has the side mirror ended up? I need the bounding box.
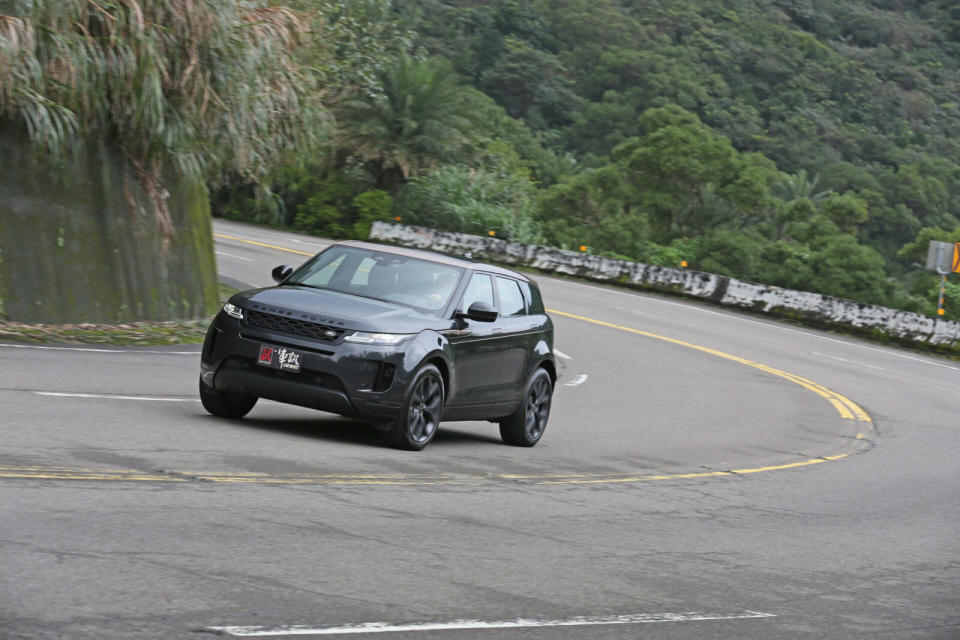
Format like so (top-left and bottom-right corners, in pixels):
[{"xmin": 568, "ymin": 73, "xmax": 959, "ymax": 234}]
[
  {"xmin": 272, "ymin": 265, "xmax": 294, "ymax": 283},
  {"xmin": 458, "ymin": 301, "xmax": 499, "ymax": 323}
]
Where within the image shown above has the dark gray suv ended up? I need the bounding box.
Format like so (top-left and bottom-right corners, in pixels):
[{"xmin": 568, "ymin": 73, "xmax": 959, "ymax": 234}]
[{"xmin": 199, "ymin": 241, "xmax": 555, "ymax": 450}]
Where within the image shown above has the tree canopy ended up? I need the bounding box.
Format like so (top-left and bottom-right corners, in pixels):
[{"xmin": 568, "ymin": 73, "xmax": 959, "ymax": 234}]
[{"xmin": 8, "ymin": 0, "xmax": 960, "ymax": 318}]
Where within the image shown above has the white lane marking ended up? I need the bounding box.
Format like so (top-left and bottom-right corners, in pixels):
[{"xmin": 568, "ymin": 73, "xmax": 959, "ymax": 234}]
[
  {"xmin": 565, "ymin": 374, "xmax": 588, "ymax": 387},
  {"xmin": 622, "ymin": 306, "xmax": 696, "ymax": 327},
  {"xmin": 0, "ymin": 344, "xmax": 199, "ymax": 355},
  {"xmin": 553, "ymin": 349, "xmax": 572, "ymax": 360},
  {"xmin": 208, "ymin": 610, "xmax": 776, "ymax": 636},
  {"xmin": 547, "ymin": 277, "xmax": 960, "ymax": 373},
  {"xmin": 215, "ymin": 250, "xmax": 255, "ymax": 262},
  {"xmin": 34, "ymin": 391, "xmax": 198, "ymax": 402},
  {"xmin": 811, "ymin": 351, "xmax": 886, "ymax": 371},
  {"xmin": 620, "ymin": 306, "xmax": 665, "ymax": 320}
]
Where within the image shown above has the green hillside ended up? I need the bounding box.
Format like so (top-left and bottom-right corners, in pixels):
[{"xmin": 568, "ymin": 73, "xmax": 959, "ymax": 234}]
[{"xmin": 213, "ymin": 0, "xmax": 960, "ymax": 316}]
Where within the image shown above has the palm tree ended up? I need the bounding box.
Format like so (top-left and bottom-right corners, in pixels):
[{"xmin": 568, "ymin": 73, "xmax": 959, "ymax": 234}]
[
  {"xmin": 774, "ymin": 169, "xmax": 828, "ymax": 204},
  {"xmin": 772, "ymin": 169, "xmax": 828, "ymax": 239},
  {"xmin": 337, "ymin": 54, "xmax": 476, "ymax": 191}
]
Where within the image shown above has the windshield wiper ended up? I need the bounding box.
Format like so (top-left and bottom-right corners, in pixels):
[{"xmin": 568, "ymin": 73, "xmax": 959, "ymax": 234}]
[
  {"xmin": 283, "ymin": 282, "xmax": 329, "ymax": 290},
  {"xmin": 340, "ymin": 291, "xmax": 393, "ymax": 304}
]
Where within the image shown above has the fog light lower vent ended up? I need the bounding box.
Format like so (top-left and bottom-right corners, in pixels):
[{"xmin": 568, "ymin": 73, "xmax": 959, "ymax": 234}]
[{"xmin": 373, "ymin": 362, "xmax": 397, "ymax": 392}]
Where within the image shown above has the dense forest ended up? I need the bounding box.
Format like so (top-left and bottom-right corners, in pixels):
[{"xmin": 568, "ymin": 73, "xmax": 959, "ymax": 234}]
[{"xmin": 209, "ymin": 0, "xmax": 960, "ymax": 316}]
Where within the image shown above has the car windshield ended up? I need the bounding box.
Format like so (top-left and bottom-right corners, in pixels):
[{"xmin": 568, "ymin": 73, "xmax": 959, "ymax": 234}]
[{"xmin": 287, "ymin": 245, "xmax": 464, "ymax": 315}]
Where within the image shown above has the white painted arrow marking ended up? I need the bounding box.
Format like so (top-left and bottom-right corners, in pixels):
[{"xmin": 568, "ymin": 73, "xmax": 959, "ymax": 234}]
[{"xmin": 565, "ymin": 374, "xmax": 588, "ymax": 387}]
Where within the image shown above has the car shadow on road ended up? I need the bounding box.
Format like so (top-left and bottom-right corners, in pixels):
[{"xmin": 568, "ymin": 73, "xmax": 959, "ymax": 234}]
[
  {"xmin": 432, "ymin": 425, "xmax": 502, "ymax": 446},
  {"xmin": 213, "ymin": 415, "xmax": 383, "ymax": 447},
  {"xmin": 210, "ymin": 415, "xmax": 503, "ymax": 448}
]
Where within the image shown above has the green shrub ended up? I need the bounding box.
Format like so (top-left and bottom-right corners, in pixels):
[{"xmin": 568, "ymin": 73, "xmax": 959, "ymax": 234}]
[
  {"xmin": 352, "ymin": 190, "xmax": 393, "ymax": 238},
  {"xmin": 395, "ymin": 165, "xmax": 543, "ymax": 243}
]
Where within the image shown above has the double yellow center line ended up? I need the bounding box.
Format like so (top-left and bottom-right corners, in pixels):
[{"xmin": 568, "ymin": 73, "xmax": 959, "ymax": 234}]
[
  {"xmin": 0, "ymin": 460, "xmax": 858, "ymax": 486},
  {"xmin": 546, "ymin": 309, "xmax": 872, "ymax": 424},
  {"xmin": 0, "ymin": 231, "xmax": 876, "ymax": 487},
  {"xmin": 214, "ymin": 232, "xmax": 314, "ymax": 257}
]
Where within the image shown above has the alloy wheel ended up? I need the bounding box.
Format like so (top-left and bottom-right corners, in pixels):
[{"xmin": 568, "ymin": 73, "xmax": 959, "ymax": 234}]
[
  {"xmin": 524, "ymin": 376, "xmax": 551, "ymax": 440},
  {"xmin": 408, "ymin": 374, "xmax": 442, "ymax": 444}
]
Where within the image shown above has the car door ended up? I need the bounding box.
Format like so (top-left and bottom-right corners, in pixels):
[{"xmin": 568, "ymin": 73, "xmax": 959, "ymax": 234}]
[
  {"xmin": 494, "ymin": 276, "xmax": 541, "ymax": 408},
  {"xmin": 444, "ymin": 271, "xmax": 505, "ymax": 417}
]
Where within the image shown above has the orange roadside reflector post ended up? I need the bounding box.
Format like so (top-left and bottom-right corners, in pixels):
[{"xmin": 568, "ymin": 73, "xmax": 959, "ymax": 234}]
[{"xmin": 937, "ymin": 274, "xmax": 948, "ymax": 317}]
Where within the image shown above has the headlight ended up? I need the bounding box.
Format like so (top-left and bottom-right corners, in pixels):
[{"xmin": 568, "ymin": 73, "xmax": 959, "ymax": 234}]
[
  {"xmin": 222, "ymin": 302, "xmax": 244, "ymax": 320},
  {"xmin": 343, "ymin": 331, "xmax": 413, "ymax": 345}
]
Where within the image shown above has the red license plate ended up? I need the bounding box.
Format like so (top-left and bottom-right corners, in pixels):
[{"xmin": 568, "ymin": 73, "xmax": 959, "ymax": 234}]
[{"xmin": 257, "ymin": 345, "xmax": 302, "ymax": 372}]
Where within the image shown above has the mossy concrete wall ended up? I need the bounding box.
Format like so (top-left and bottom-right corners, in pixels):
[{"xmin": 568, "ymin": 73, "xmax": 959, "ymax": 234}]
[
  {"xmin": 370, "ymin": 221, "xmax": 960, "ymax": 350},
  {"xmin": 0, "ymin": 134, "xmax": 219, "ymax": 322}
]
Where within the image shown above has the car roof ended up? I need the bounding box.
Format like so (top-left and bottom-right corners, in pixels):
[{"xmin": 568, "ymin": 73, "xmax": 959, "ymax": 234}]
[{"xmin": 337, "ymin": 240, "xmax": 532, "ymax": 282}]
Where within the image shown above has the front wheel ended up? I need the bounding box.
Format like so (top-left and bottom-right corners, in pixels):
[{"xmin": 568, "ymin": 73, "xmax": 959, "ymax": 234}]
[
  {"xmin": 199, "ymin": 377, "xmax": 257, "ymax": 419},
  {"xmin": 500, "ymin": 368, "xmax": 552, "ymax": 447},
  {"xmin": 387, "ymin": 364, "xmax": 445, "ymax": 451}
]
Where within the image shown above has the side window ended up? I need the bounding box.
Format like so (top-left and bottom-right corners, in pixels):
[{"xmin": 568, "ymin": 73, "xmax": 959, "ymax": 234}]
[
  {"xmin": 519, "ymin": 280, "xmax": 544, "ymax": 314},
  {"xmin": 496, "ymin": 277, "xmax": 526, "ymax": 316},
  {"xmin": 459, "ymin": 273, "xmax": 494, "ymax": 311}
]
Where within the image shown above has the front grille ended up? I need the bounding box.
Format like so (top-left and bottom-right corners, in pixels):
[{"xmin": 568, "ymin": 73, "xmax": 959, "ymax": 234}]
[
  {"xmin": 244, "ymin": 309, "xmax": 345, "ymax": 343},
  {"xmin": 239, "ymin": 334, "xmax": 334, "ymax": 356}
]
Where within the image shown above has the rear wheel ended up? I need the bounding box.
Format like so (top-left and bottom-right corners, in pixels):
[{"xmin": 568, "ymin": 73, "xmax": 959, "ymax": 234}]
[
  {"xmin": 199, "ymin": 377, "xmax": 257, "ymax": 419},
  {"xmin": 500, "ymin": 368, "xmax": 552, "ymax": 447},
  {"xmin": 387, "ymin": 364, "xmax": 444, "ymax": 451}
]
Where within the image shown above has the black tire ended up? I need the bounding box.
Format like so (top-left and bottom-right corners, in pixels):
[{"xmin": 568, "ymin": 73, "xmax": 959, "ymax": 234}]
[
  {"xmin": 387, "ymin": 364, "xmax": 444, "ymax": 451},
  {"xmin": 199, "ymin": 377, "xmax": 258, "ymax": 419},
  {"xmin": 500, "ymin": 368, "xmax": 552, "ymax": 447}
]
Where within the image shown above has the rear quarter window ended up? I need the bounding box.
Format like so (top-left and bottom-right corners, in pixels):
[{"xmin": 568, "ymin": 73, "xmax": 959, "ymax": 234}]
[
  {"xmin": 520, "ymin": 280, "xmax": 545, "ymax": 314},
  {"xmin": 496, "ymin": 277, "xmax": 526, "ymax": 316}
]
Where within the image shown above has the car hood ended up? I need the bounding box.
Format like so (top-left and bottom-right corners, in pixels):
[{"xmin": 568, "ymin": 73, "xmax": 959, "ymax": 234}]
[{"xmin": 232, "ymin": 286, "xmax": 451, "ymax": 334}]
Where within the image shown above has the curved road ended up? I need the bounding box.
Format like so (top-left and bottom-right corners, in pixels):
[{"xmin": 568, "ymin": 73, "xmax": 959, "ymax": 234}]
[{"xmin": 1, "ymin": 218, "xmax": 957, "ymax": 639}]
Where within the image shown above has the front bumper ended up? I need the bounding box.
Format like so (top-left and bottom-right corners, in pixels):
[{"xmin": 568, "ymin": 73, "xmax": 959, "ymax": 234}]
[{"xmin": 200, "ymin": 314, "xmax": 410, "ymax": 422}]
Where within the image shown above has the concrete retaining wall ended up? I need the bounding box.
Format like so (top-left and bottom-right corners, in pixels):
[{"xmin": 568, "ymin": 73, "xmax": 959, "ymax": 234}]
[
  {"xmin": 0, "ymin": 132, "xmax": 219, "ymax": 322},
  {"xmin": 370, "ymin": 221, "xmax": 960, "ymax": 348}
]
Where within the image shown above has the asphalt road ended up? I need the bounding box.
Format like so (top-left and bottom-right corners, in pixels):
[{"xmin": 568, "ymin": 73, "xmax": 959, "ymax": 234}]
[{"xmin": 1, "ymin": 218, "xmax": 958, "ymax": 639}]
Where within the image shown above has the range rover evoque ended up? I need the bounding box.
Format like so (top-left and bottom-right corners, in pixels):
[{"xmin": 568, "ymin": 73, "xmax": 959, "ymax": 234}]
[{"xmin": 199, "ymin": 241, "xmax": 556, "ymax": 450}]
